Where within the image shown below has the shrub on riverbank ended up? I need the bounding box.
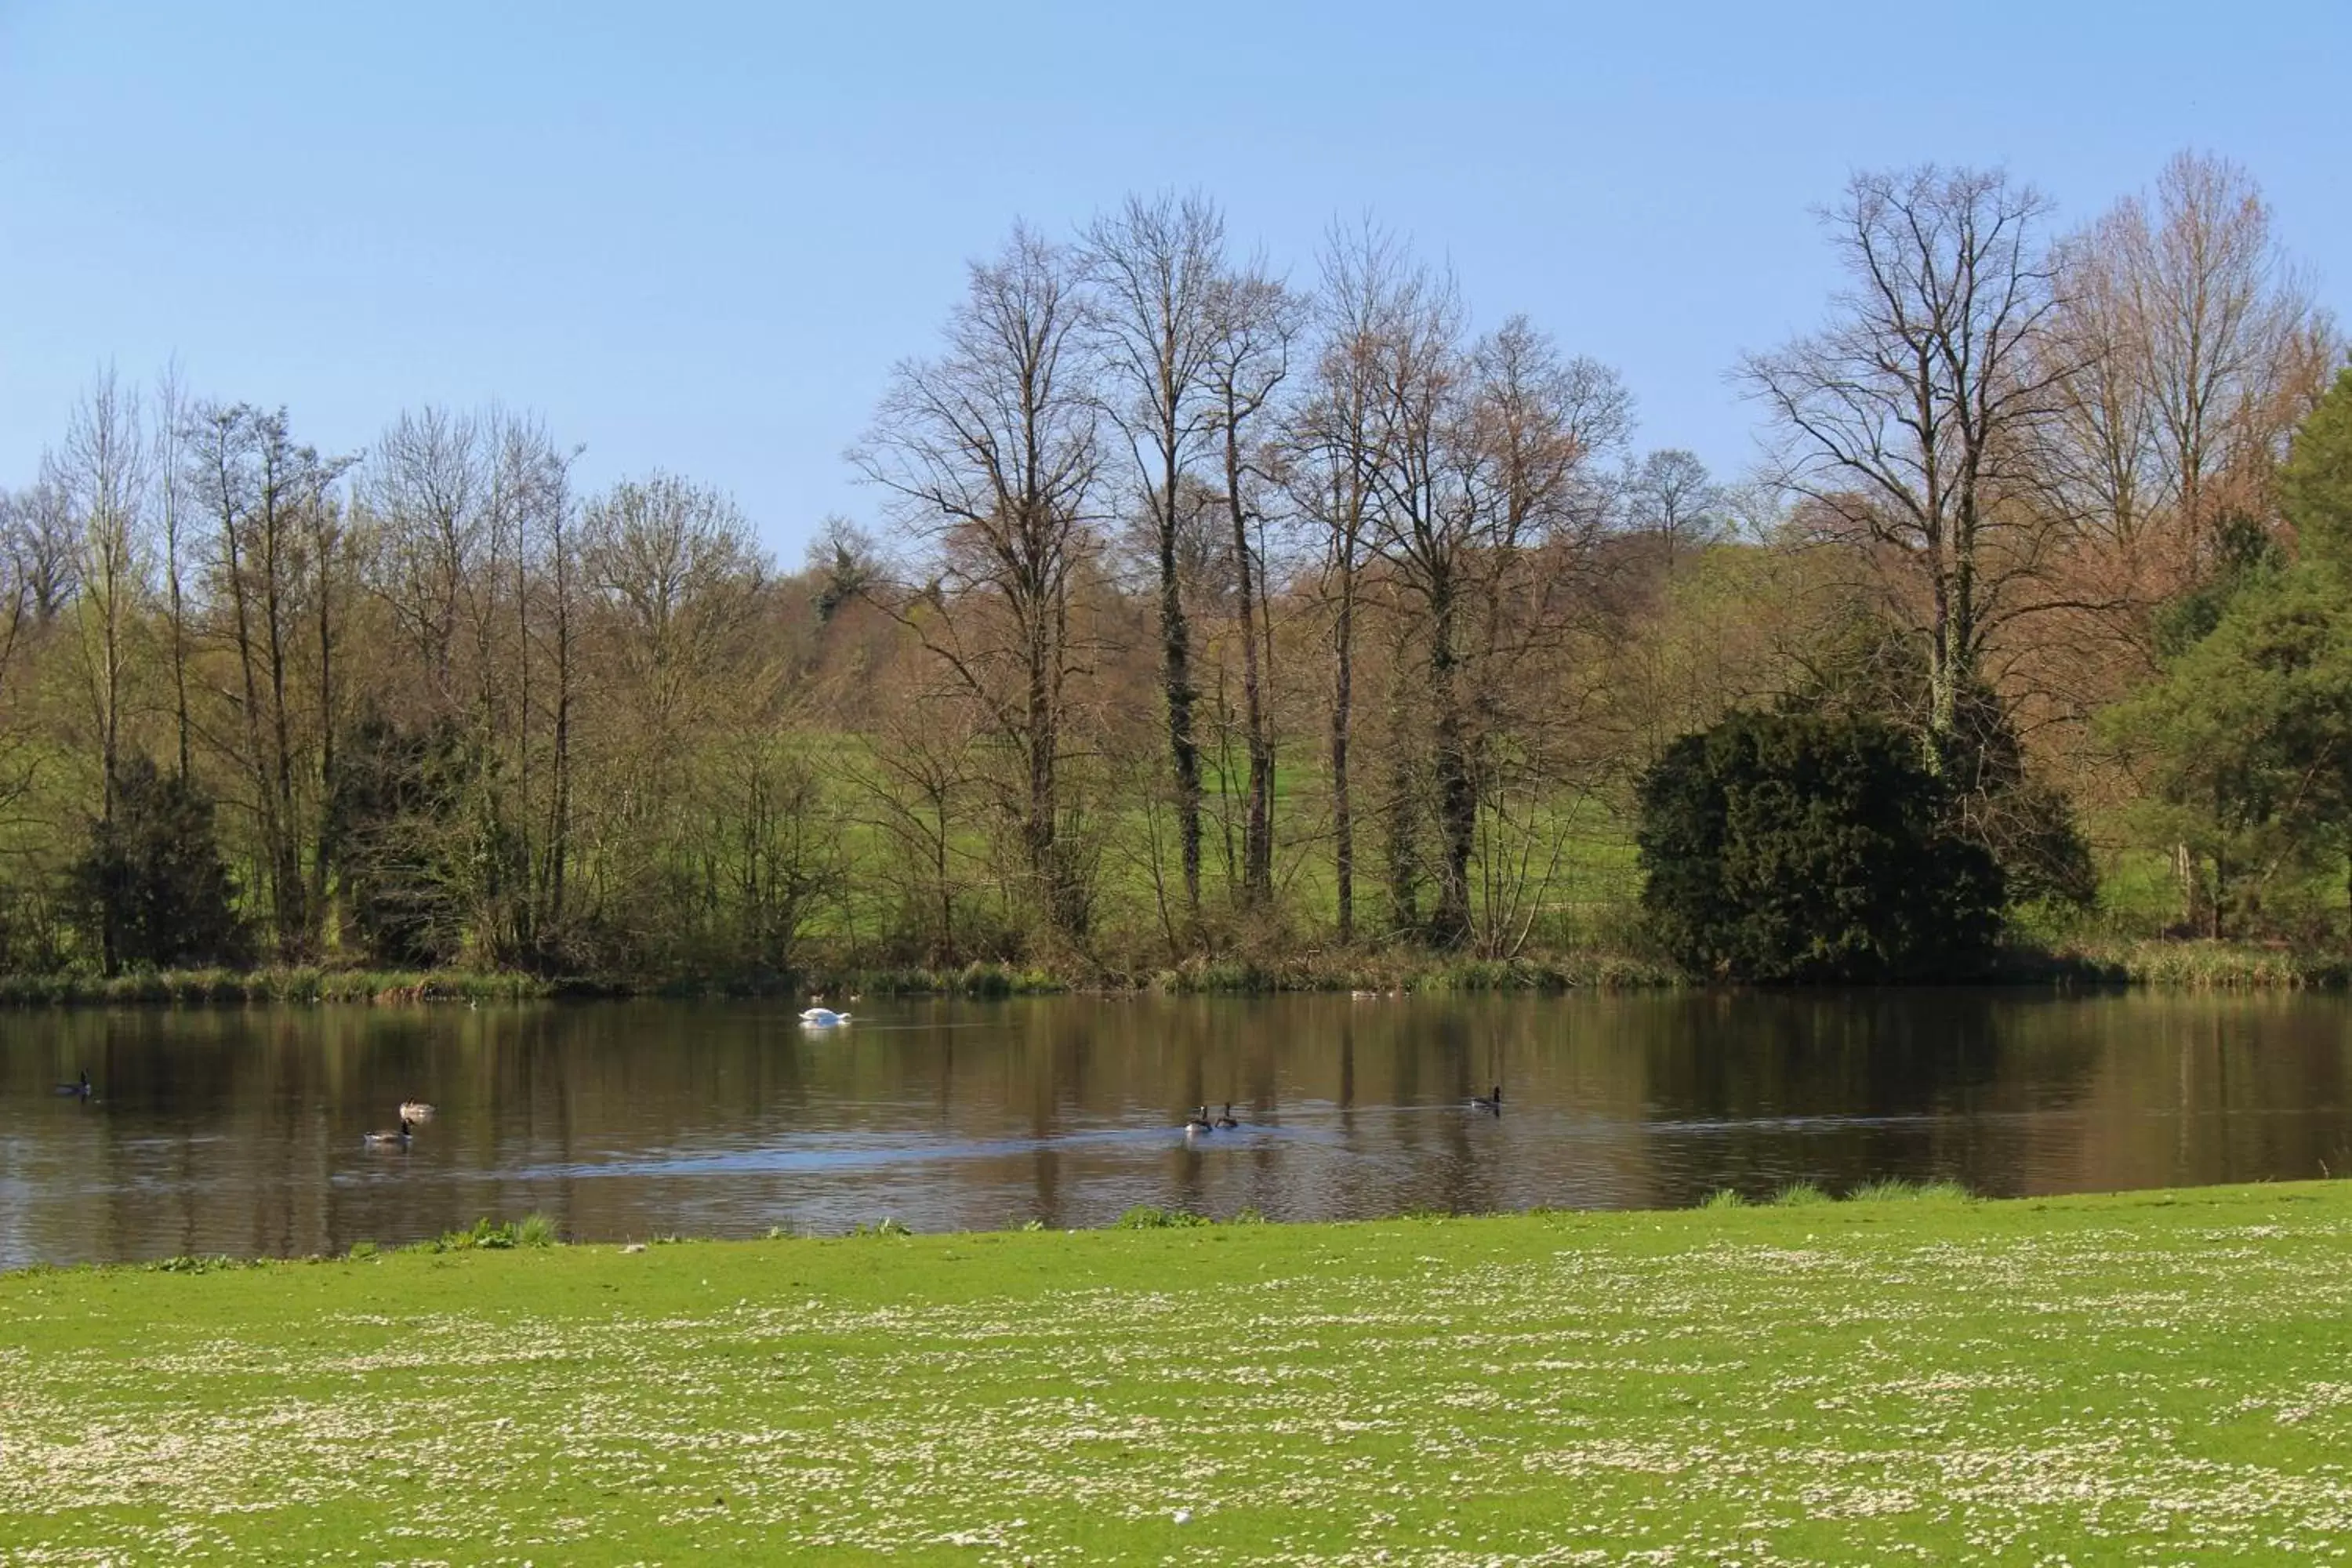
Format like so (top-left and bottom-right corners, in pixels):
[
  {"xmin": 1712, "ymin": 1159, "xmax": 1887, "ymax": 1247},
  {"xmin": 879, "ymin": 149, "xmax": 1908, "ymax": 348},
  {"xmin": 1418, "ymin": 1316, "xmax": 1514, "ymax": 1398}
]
[
  {"xmin": 0, "ymin": 966, "xmax": 561, "ymax": 1007},
  {"xmin": 1, "ymin": 934, "xmax": 2348, "ymax": 1007},
  {"xmin": 1638, "ymin": 710, "xmax": 2006, "ymax": 981}
]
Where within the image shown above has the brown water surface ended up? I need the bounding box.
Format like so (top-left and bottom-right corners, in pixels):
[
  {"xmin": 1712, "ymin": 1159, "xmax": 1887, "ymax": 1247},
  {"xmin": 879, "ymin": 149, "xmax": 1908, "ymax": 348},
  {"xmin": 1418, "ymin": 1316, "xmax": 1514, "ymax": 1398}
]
[{"xmin": 4, "ymin": 991, "xmax": 2348, "ymax": 1267}]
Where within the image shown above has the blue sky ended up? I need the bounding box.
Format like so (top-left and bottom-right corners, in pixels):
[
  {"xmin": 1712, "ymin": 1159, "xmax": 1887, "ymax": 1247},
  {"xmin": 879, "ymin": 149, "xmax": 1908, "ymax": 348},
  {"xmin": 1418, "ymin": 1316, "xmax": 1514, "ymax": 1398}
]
[{"xmin": 2, "ymin": 0, "xmax": 2345, "ymax": 557}]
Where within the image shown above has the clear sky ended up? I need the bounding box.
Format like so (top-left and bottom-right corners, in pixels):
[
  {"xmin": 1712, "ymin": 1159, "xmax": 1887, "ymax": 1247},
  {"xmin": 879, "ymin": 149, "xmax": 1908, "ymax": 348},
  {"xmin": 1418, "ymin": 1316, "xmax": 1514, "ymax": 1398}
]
[{"xmin": 2, "ymin": 0, "xmax": 2345, "ymax": 558}]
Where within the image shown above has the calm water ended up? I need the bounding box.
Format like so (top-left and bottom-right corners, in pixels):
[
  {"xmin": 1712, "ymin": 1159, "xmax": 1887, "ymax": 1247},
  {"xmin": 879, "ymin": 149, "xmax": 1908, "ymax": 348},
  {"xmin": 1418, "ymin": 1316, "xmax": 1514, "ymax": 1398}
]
[{"xmin": 4, "ymin": 992, "xmax": 2350, "ymax": 1269}]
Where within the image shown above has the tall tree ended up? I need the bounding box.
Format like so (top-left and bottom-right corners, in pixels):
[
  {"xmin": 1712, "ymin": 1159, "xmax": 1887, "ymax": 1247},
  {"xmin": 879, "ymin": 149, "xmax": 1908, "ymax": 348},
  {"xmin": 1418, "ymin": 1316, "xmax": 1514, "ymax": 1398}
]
[
  {"xmin": 1289, "ymin": 223, "xmax": 1410, "ymax": 942},
  {"xmin": 1204, "ymin": 259, "xmax": 1301, "ymax": 909},
  {"xmin": 1622, "ymin": 448, "xmax": 1724, "ymax": 568},
  {"xmin": 855, "ymin": 226, "xmax": 1105, "ymax": 937},
  {"xmin": 186, "ymin": 402, "xmax": 353, "ymax": 960},
  {"xmin": 1743, "ymin": 165, "xmax": 2073, "ymax": 754},
  {"xmin": 56, "ymin": 368, "xmax": 147, "ymax": 824},
  {"xmin": 2132, "ymin": 151, "xmax": 2330, "ymax": 550},
  {"xmin": 1083, "ymin": 194, "xmax": 1223, "ymax": 926},
  {"xmin": 154, "ymin": 361, "xmax": 197, "ymax": 782}
]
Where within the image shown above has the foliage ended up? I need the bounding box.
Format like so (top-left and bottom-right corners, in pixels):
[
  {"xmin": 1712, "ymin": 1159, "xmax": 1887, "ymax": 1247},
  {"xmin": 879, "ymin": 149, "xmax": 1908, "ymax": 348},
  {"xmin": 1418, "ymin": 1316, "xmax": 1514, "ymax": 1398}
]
[
  {"xmin": 1846, "ymin": 1176, "xmax": 1973, "ymax": 1203},
  {"xmin": 2100, "ymin": 377, "xmax": 2352, "ymax": 940},
  {"xmin": 64, "ymin": 756, "xmax": 249, "ymax": 974},
  {"xmin": 1792, "ymin": 613, "xmax": 2093, "ymax": 908},
  {"xmin": 423, "ymin": 1215, "xmax": 561, "ymax": 1253},
  {"xmin": 328, "ymin": 713, "xmax": 470, "ymax": 967},
  {"xmin": 2103, "ymin": 568, "xmax": 2352, "ymax": 936},
  {"xmin": 1112, "ymin": 1205, "xmax": 1210, "ymax": 1229},
  {"xmin": 2281, "ymin": 367, "xmax": 2352, "ymax": 564},
  {"xmin": 1636, "ymin": 710, "xmax": 2005, "ymax": 981}
]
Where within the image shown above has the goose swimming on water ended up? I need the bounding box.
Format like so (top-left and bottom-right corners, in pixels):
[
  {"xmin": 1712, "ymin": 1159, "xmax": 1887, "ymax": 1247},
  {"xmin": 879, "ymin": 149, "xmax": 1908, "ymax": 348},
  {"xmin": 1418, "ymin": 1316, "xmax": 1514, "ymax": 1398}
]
[
  {"xmin": 1214, "ymin": 1103, "xmax": 1239, "ymax": 1129},
  {"xmin": 363, "ymin": 1117, "xmax": 414, "ymax": 1147},
  {"xmin": 1471, "ymin": 1084, "xmax": 1502, "ymax": 1114},
  {"xmin": 54, "ymin": 1070, "xmax": 91, "ymax": 1099},
  {"xmin": 1183, "ymin": 1105, "xmax": 1214, "ymax": 1135}
]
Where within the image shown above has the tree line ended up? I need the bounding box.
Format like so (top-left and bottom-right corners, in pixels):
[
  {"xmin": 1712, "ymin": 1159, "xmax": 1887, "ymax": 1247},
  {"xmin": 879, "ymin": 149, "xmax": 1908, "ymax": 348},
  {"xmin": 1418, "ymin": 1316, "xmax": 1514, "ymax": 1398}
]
[{"xmin": 1, "ymin": 150, "xmax": 2343, "ymax": 980}]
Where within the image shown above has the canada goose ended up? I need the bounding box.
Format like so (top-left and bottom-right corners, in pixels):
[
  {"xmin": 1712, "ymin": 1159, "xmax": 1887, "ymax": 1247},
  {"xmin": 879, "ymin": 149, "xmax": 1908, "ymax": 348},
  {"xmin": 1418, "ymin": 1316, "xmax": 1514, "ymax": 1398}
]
[
  {"xmin": 363, "ymin": 1118, "xmax": 414, "ymax": 1147},
  {"xmin": 1183, "ymin": 1105, "xmax": 1214, "ymax": 1134},
  {"xmin": 1471, "ymin": 1085, "xmax": 1502, "ymax": 1114},
  {"xmin": 799, "ymin": 1007, "xmax": 852, "ymax": 1027},
  {"xmin": 53, "ymin": 1070, "xmax": 91, "ymax": 1098},
  {"xmin": 1214, "ymin": 1103, "xmax": 1239, "ymax": 1129},
  {"xmin": 398, "ymin": 1101, "xmax": 436, "ymax": 1121}
]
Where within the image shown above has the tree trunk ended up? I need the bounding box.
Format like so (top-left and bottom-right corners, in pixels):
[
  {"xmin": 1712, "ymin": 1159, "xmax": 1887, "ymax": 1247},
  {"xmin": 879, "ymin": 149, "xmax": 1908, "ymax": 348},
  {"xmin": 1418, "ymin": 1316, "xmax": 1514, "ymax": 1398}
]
[
  {"xmin": 1330, "ymin": 543, "xmax": 1356, "ymax": 945},
  {"xmin": 1157, "ymin": 468, "xmax": 1202, "ymax": 925},
  {"xmin": 1428, "ymin": 581, "xmax": 1474, "ymax": 947},
  {"xmin": 1027, "ymin": 608, "xmax": 1061, "ymax": 931},
  {"xmin": 1225, "ymin": 431, "xmax": 1272, "ymax": 906}
]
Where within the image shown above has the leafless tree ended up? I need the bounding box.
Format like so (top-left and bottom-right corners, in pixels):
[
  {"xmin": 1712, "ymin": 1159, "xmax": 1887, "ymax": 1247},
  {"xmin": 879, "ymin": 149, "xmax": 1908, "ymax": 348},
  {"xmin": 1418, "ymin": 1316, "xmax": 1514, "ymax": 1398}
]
[
  {"xmin": 56, "ymin": 367, "xmax": 147, "ymax": 827},
  {"xmin": 1287, "ymin": 221, "xmax": 1414, "ymax": 942},
  {"xmin": 2055, "ymin": 151, "xmax": 2337, "ymax": 563},
  {"xmin": 1364, "ymin": 309, "xmax": 1628, "ymax": 944},
  {"xmin": 583, "ymin": 472, "xmax": 766, "ymax": 744},
  {"xmin": 186, "ymin": 402, "xmax": 354, "ymax": 957},
  {"xmin": 2134, "ymin": 151, "xmax": 2332, "ymax": 545},
  {"xmin": 853, "ymin": 225, "xmax": 1105, "ymax": 936},
  {"xmin": 1204, "ymin": 259, "xmax": 1302, "ymax": 909},
  {"xmin": 1741, "ymin": 164, "xmax": 2075, "ymax": 751},
  {"xmin": 1622, "ymin": 448, "xmax": 1725, "ymax": 568},
  {"xmin": 1083, "ymin": 193, "xmax": 1225, "ymax": 926},
  {"xmin": 4, "ymin": 474, "xmax": 79, "ymax": 622},
  {"xmin": 153, "ymin": 360, "xmax": 198, "ymax": 780},
  {"xmin": 366, "ymin": 405, "xmax": 485, "ymax": 710}
]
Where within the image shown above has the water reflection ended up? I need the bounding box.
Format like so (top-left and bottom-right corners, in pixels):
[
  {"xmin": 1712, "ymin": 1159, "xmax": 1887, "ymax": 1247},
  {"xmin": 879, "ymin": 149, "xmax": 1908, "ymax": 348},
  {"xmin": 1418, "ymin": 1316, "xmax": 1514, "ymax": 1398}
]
[{"xmin": 2, "ymin": 992, "xmax": 2347, "ymax": 1267}]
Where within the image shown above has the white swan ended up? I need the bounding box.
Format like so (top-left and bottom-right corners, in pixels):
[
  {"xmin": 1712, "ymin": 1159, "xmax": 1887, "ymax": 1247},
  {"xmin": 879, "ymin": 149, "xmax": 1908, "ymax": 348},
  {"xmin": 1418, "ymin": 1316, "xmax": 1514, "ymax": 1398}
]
[{"xmin": 799, "ymin": 1007, "xmax": 853, "ymax": 1027}]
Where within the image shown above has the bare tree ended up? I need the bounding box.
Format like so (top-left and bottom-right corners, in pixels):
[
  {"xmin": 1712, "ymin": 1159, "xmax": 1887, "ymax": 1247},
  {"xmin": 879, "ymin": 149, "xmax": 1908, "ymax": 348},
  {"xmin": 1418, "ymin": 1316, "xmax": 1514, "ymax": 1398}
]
[
  {"xmin": 154, "ymin": 360, "xmax": 197, "ymax": 780},
  {"xmin": 1083, "ymin": 193, "xmax": 1224, "ymax": 927},
  {"xmin": 187, "ymin": 402, "xmax": 354, "ymax": 958},
  {"xmin": 5, "ymin": 474, "xmax": 79, "ymax": 622},
  {"xmin": 1204, "ymin": 259, "xmax": 1301, "ymax": 909},
  {"xmin": 1364, "ymin": 308, "xmax": 1628, "ymax": 944},
  {"xmin": 2056, "ymin": 151, "xmax": 2336, "ymax": 562},
  {"xmin": 2134, "ymin": 151, "xmax": 2330, "ymax": 546},
  {"xmin": 853, "ymin": 226, "xmax": 1105, "ymax": 937},
  {"xmin": 526, "ymin": 429, "xmax": 584, "ymax": 940},
  {"xmin": 366, "ymin": 405, "xmax": 484, "ymax": 709},
  {"xmin": 56, "ymin": 367, "xmax": 147, "ymax": 828},
  {"xmin": 583, "ymin": 473, "xmax": 767, "ymax": 745},
  {"xmin": 1741, "ymin": 164, "xmax": 2074, "ymax": 751},
  {"xmin": 1288, "ymin": 222, "xmax": 1413, "ymax": 942},
  {"xmin": 1622, "ymin": 448, "xmax": 1725, "ymax": 568}
]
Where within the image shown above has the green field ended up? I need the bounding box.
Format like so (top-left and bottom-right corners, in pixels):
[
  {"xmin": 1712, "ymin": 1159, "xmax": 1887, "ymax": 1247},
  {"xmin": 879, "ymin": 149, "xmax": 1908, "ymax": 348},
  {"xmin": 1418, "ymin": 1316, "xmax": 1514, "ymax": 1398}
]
[{"xmin": 5, "ymin": 1184, "xmax": 2351, "ymax": 1562}]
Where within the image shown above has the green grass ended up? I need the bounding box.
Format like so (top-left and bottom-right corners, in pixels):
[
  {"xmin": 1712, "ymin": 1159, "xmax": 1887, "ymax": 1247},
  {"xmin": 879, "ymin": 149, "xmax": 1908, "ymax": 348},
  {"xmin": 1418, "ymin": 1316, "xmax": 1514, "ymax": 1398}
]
[
  {"xmin": 2053, "ymin": 938, "xmax": 2352, "ymax": 989},
  {"xmin": 5, "ymin": 1182, "xmax": 2350, "ymax": 1562}
]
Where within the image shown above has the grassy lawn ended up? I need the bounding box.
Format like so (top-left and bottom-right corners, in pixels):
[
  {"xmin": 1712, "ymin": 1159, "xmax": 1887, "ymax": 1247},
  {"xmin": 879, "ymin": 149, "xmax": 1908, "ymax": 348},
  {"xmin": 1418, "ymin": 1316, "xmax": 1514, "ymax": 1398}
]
[{"xmin": 5, "ymin": 1185, "xmax": 2352, "ymax": 1563}]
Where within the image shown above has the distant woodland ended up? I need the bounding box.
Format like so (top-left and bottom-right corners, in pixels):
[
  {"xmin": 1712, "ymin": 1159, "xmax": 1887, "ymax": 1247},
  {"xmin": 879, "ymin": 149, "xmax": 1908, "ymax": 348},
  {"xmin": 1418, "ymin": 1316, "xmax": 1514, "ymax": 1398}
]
[{"xmin": 4, "ymin": 151, "xmax": 2348, "ymax": 983}]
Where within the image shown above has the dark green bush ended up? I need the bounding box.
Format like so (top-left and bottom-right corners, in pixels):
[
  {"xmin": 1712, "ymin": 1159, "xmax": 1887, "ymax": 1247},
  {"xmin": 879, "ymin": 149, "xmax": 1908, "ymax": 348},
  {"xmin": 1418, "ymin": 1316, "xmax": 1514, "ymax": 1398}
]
[
  {"xmin": 66, "ymin": 757, "xmax": 249, "ymax": 975},
  {"xmin": 1636, "ymin": 710, "xmax": 2005, "ymax": 981}
]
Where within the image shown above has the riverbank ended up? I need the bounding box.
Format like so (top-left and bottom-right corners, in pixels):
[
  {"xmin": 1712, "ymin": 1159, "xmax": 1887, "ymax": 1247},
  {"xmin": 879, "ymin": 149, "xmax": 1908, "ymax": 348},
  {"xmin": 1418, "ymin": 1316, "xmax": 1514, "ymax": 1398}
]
[
  {"xmin": 0, "ymin": 936, "xmax": 2341, "ymax": 1007},
  {"xmin": 4, "ymin": 1181, "xmax": 2348, "ymax": 1561}
]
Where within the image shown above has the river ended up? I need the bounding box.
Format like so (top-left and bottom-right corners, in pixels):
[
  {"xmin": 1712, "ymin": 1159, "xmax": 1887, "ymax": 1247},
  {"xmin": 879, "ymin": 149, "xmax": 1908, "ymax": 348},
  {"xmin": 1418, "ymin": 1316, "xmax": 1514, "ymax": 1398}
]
[{"xmin": 3, "ymin": 990, "xmax": 2348, "ymax": 1267}]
